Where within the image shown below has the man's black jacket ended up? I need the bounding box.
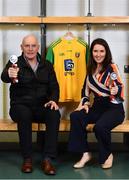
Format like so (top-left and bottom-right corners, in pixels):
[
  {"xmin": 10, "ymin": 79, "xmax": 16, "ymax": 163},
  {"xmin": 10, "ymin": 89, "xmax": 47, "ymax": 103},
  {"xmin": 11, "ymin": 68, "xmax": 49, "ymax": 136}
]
[{"xmin": 1, "ymin": 53, "xmax": 59, "ymax": 106}]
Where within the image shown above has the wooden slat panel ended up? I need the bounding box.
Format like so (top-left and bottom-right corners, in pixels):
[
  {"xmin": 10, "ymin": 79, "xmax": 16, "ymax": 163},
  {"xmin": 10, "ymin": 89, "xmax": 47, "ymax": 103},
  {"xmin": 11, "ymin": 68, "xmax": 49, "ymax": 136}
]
[
  {"xmin": 0, "ymin": 16, "xmax": 41, "ymax": 24},
  {"xmin": 70, "ymin": 120, "xmax": 129, "ymax": 133},
  {"xmin": 0, "ymin": 16, "xmax": 129, "ymax": 24},
  {"xmin": 42, "ymin": 16, "xmax": 129, "ymax": 24},
  {"xmin": 39, "ymin": 119, "xmax": 71, "ymax": 131},
  {"xmin": 0, "ymin": 120, "xmax": 39, "ymax": 131},
  {"xmin": 38, "ymin": 120, "xmax": 129, "ymax": 132},
  {"xmin": 0, "ymin": 119, "xmax": 129, "ymax": 132},
  {"xmin": 111, "ymin": 121, "xmax": 129, "ymax": 132}
]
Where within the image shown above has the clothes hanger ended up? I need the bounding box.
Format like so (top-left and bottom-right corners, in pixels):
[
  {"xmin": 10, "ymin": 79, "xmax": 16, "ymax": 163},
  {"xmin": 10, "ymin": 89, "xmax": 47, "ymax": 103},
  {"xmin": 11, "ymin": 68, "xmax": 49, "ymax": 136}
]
[{"xmin": 63, "ymin": 24, "xmax": 75, "ymax": 40}]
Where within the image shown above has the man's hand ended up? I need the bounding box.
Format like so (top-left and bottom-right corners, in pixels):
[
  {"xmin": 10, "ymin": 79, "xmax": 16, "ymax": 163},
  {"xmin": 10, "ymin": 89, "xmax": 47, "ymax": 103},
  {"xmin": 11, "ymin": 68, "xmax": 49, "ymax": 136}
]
[
  {"xmin": 8, "ymin": 64, "xmax": 19, "ymax": 79},
  {"xmin": 44, "ymin": 100, "xmax": 59, "ymax": 110}
]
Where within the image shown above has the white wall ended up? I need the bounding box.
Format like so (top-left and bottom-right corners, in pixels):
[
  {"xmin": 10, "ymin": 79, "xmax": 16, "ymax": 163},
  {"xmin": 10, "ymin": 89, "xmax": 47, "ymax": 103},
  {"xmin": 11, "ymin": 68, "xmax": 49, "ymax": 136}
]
[{"xmin": 0, "ymin": 0, "xmax": 129, "ymax": 142}]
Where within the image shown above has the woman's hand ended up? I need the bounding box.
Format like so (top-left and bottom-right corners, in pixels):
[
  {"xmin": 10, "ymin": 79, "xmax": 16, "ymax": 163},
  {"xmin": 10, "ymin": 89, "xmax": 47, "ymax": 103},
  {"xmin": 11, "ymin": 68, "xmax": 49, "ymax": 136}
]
[
  {"xmin": 83, "ymin": 104, "xmax": 89, "ymax": 113},
  {"xmin": 110, "ymin": 85, "xmax": 118, "ymax": 95},
  {"xmin": 75, "ymin": 104, "xmax": 89, "ymax": 113}
]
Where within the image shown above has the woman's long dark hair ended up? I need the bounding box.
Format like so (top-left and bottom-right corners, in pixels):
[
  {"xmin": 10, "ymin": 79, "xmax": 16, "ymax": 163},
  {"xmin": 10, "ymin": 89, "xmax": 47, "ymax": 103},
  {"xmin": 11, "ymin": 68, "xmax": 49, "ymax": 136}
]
[{"xmin": 87, "ymin": 38, "xmax": 113, "ymax": 75}]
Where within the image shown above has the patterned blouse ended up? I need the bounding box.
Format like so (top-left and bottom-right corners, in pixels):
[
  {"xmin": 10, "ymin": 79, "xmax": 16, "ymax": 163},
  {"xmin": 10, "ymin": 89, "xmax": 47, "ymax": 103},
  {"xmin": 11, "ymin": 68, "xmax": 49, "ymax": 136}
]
[{"xmin": 82, "ymin": 63, "xmax": 124, "ymax": 105}]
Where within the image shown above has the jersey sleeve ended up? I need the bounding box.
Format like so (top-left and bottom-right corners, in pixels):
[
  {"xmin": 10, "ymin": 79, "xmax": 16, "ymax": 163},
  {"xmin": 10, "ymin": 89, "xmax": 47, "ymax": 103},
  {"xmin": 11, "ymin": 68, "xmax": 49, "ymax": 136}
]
[
  {"xmin": 86, "ymin": 44, "xmax": 90, "ymax": 64},
  {"xmin": 46, "ymin": 46, "xmax": 54, "ymax": 64}
]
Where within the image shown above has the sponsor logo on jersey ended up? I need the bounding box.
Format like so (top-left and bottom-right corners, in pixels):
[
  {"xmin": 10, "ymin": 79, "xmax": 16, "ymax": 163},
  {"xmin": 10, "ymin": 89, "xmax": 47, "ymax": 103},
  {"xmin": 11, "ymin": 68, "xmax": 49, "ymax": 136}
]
[
  {"xmin": 64, "ymin": 72, "xmax": 75, "ymax": 76},
  {"xmin": 66, "ymin": 50, "xmax": 72, "ymax": 52},
  {"xmin": 64, "ymin": 59, "xmax": 74, "ymax": 71},
  {"xmin": 59, "ymin": 52, "xmax": 65, "ymax": 56}
]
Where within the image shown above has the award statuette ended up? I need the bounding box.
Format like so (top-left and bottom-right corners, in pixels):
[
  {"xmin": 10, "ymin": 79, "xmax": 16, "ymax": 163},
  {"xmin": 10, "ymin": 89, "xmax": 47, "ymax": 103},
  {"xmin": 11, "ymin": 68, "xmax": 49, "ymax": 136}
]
[
  {"xmin": 110, "ymin": 72, "xmax": 117, "ymax": 100},
  {"xmin": 9, "ymin": 55, "xmax": 18, "ymax": 83},
  {"xmin": 110, "ymin": 72, "xmax": 117, "ymax": 82}
]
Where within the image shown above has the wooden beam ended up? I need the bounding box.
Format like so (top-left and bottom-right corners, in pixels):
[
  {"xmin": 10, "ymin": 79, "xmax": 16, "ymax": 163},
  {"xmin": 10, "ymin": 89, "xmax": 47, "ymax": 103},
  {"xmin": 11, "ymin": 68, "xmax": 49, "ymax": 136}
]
[
  {"xmin": 0, "ymin": 16, "xmax": 41, "ymax": 24},
  {"xmin": 42, "ymin": 16, "xmax": 129, "ymax": 24},
  {"xmin": 0, "ymin": 16, "xmax": 129, "ymax": 24}
]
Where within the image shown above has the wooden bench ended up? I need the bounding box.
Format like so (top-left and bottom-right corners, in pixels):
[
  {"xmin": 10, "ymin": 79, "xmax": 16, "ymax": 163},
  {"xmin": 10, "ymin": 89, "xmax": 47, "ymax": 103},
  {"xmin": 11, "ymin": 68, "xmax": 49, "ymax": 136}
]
[
  {"xmin": 0, "ymin": 120, "xmax": 39, "ymax": 132},
  {"xmin": 0, "ymin": 119, "xmax": 129, "ymax": 133}
]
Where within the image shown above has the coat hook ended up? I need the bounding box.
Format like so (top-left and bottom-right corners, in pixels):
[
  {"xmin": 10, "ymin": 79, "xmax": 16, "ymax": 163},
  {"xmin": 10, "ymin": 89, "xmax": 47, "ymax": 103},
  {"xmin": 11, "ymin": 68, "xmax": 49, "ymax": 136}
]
[{"xmin": 67, "ymin": 24, "xmax": 71, "ymax": 32}]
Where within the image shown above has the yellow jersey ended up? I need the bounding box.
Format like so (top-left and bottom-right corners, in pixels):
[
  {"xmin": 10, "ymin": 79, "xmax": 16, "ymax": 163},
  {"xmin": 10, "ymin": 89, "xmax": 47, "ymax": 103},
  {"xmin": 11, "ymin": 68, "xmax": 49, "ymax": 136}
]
[{"xmin": 46, "ymin": 37, "xmax": 89, "ymax": 102}]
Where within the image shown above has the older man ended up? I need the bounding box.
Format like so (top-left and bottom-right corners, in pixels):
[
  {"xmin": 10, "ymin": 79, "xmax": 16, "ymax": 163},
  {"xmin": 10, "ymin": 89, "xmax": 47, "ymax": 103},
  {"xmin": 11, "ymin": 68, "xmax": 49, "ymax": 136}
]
[{"xmin": 1, "ymin": 34, "xmax": 60, "ymax": 175}]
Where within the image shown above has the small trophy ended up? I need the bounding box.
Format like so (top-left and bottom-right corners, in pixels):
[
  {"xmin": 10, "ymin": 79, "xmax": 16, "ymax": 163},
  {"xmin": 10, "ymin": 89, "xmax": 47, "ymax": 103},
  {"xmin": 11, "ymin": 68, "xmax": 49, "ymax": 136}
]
[
  {"xmin": 110, "ymin": 72, "xmax": 117, "ymax": 82},
  {"xmin": 110, "ymin": 72, "xmax": 117, "ymax": 100},
  {"xmin": 9, "ymin": 55, "xmax": 18, "ymax": 83}
]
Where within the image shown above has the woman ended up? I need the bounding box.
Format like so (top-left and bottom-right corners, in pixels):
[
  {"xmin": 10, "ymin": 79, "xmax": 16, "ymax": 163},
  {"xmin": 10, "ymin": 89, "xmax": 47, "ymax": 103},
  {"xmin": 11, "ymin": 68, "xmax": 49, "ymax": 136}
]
[{"xmin": 68, "ymin": 38, "xmax": 125, "ymax": 169}]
